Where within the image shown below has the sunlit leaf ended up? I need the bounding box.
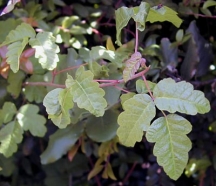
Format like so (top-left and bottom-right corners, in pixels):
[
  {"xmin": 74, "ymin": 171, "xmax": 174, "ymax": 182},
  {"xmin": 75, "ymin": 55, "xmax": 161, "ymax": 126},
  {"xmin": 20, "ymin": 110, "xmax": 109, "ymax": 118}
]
[
  {"xmin": 16, "ymin": 104, "xmax": 46, "ymax": 137},
  {"xmin": 146, "ymin": 114, "xmax": 192, "ymax": 180},
  {"xmin": 40, "ymin": 123, "xmax": 83, "ymax": 164},
  {"xmin": 203, "ymin": 0, "xmax": 216, "ymax": 9},
  {"xmin": 147, "ymin": 6, "xmax": 182, "ymax": 28},
  {"xmin": 0, "ymin": 121, "xmax": 23, "ymax": 157},
  {"xmin": 0, "ymin": 102, "xmax": 17, "ymax": 125},
  {"xmin": 106, "ymin": 37, "xmax": 115, "ymax": 51},
  {"xmin": 117, "ymin": 94, "xmax": 155, "ymax": 147},
  {"xmin": 0, "ymin": 0, "xmax": 20, "ymax": 16},
  {"xmin": 153, "ymin": 78, "xmax": 210, "ymax": 115},
  {"xmin": 66, "ymin": 66, "xmax": 107, "ymax": 117},
  {"xmin": 6, "ymin": 37, "xmax": 29, "ymax": 72},
  {"xmin": 29, "ymin": 32, "xmax": 60, "ymax": 70},
  {"xmin": 0, "ymin": 23, "xmax": 35, "ymax": 46}
]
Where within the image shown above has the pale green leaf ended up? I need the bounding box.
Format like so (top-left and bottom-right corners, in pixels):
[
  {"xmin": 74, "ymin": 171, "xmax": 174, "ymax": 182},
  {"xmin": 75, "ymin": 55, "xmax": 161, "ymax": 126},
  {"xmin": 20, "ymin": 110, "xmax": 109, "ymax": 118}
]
[
  {"xmin": 0, "ymin": 102, "xmax": 17, "ymax": 125},
  {"xmin": 115, "ymin": 6, "xmax": 133, "ymax": 46},
  {"xmin": 132, "ymin": 2, "xmax": 150, "ymax": 31},
  {"xmin": 0, "ymin": 121, "xmax": 23, "ymax": 157},
  {"xmin": 43, "ymin": 88, "xmax": 63, "ymax": 115},
  {"xmin": 66, "ymin": 66, "xmax": 107, "ymax": 117},
  {"xmin": 85, "ymin": 110, "xmax": 118, "ymax": 142},
  {"xmin": 0, "ymin": 23, "xmax": 36, "ymax": 46},
  {"xmin": 146, "ymin": 114, "xmax": 192, "ymax": 180},
  {"xmin": 29, "ymin": 32, "xmax": 60, "ymax": 70},
  {"xmin": 23, "ymin": 75, "xmax": 47, "ymax": 103},
  {"xmin": 49, "ymin": 88, "xmax": 74, "ymax": 128},
  {"xmin": 120, "ymin": 92, "xmax": 136, "ymax": 109},
  {"xmin": 117, "ymin": 94, "xmax": 155, "ymax": 147},
  {"xmin": 176, "ymin": 29, "xmax": 184, "ymax": 42},
  {"xmin": 136, "ymin": 79, "xmax": 156, "ymax": 94},
  {"xmin": 40, "ymin": 123, "xmax": 83, "ymax": 164},
  {"xmin": 147, "ymin": 6, "xmax": 182, "ymax": 28},
  {"xmin": 7, "ymin": 70, "xmax": 25, "ymax": 98},
  {"xmin": 153, "ymin": 78, "xmax": 210, "ymax": 115},
  {"xmin": 123, "ymin": 52, "xmax": 141, "ymax": 82},
  {"xmin": 6, "ymin": 37, "xmax": 29, "ymax": 72},
  {"xmin": 203, "ymin": 0, "xmax": 216, "ymax": 9},
  {"xmin": 16, "ymin": 104, "xmax": 47, "ymax": 137}
]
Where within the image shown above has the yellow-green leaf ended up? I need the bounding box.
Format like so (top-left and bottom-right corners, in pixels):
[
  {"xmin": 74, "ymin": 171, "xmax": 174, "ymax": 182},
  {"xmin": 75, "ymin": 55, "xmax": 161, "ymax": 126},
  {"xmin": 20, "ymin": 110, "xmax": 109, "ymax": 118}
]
[
  {"xmin": 117, "ymin": 94, "xmax": 155, "ymax": 147},
  {"xmin": 66, "ymin": 66, "xmax": 107, "ymax": 117},
  {"xmin": 153, "ymin": 78, "xmax": 210, "ymax": 115},
  {"xmin": 146, "ymin": 114, "xmax": 192, "ymax": 180}
]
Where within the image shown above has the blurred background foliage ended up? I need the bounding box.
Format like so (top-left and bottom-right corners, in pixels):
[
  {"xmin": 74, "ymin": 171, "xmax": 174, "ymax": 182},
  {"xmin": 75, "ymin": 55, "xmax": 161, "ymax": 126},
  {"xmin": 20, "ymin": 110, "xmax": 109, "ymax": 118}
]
[{"xmin": 0, "ymin": 0, "xmax": 216, "ymax": 185}]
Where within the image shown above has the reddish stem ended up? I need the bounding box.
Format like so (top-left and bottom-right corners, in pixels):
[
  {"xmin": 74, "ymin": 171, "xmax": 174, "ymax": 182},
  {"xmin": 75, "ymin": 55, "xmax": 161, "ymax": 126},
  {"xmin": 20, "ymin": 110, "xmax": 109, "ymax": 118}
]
[
  {"xmin": 88, "ymin": 157, "xmax": 102, "ymax": 186},
  {"xmin": 122, "ymin": 162, "xmax": 137, "ymax": 184},
  {"xmin": 142, "ymin": 75, "xmax": 154, "ymax": 100},
  {"xmin": 186, "ymin": 13, "xmax": 216, "ymax": 19},
  {"xmin": 55, "ymin": 63, "xmax": 88, "ymax": 75},
  {"xmin": 24, "ymin": 82, "xmax": 66, "ymax": 88}
]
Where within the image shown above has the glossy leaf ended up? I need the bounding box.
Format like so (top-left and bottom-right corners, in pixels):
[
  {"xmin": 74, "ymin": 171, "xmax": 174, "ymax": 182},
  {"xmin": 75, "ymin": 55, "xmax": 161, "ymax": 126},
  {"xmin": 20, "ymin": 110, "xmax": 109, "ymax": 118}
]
[
  {"xmin": 0, "ymin": 121, "xmax": 23, "ymax": 157},
  {"xmin": 203, "ymin": 0, "xmax": 216, "ymax": 9},
  {"xmin": 40, "ymin": 124, "xmax": 83, "ymax": 164},
  {"xmin": 0, "ymin": 102, "xmax": 17, "ymax": 125},
  {"xmin": 147, "ymin": 6, "xmax": 182, "ymax": 28},
  {"xmin": 29, "ymin": 32, "xmax": 60, "ymax": 70},
  {"xmin": 117, "ymin": 94, "xmax": 155, "ymax": 147},
  {"xmin": 43, "ymin": 88, "xmax": 63, "ymax": 115},
  {"xmin": 66, "ymin": 66, "xmax": 107, "ymax": 117},
  {"xmin": 146, "ymin": 114, "xmax": 192, "ymax": 180},
  {"xmin": 85, "ymin": 110, "xmax": 118, "ymax": 142},
  {"xmin": 153, "ymin": 78, "xmax": 210, "ymax": 115},
  {"xmin": 123, "ymin": 52, "xmax": 141, "ymax": 82},
  {"xmin": 0, "ymin": 23, "xmax": 35, "ymax": 46},
  {"xmin": 6, "ymin": 38, "xmax": 29, "ymax": 72},
  {"xmin": 16, "ymin": 104, "xmax": 47, "ymax": 137}
]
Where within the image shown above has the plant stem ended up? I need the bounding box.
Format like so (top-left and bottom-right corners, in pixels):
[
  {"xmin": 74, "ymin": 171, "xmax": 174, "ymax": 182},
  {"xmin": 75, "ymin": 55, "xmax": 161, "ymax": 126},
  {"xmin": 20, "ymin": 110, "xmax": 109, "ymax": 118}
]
[
  {"xmin": 88, "ymin": 157, "xmax": 102, "ymax": 186},
  {"xmin": 23, "ymin": 82, "xmax": 66, "ymax": 88},
  {"xmin": 135, "ymin": 22, "xmax": 139, "ymax": 53},
  {"xmin": 55, "ymin": 63, "xmax": 88, "ymax": 75},
  {"xmin": 122, "ymin": 162, "xmax": 137, "ymax": 184},
  {"xmin": 142, "ymin": 75, "xmax": 154, "ymax": 100}
]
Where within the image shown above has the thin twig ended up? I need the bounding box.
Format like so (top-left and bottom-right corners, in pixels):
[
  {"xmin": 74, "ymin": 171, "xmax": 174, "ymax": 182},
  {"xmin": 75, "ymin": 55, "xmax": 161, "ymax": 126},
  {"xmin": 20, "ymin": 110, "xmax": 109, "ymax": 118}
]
[
  {"xmin": 142, "ymin": 75, "xmax": 154, "ymax": 100},
  {"xmin": 122, "ymin": 162, "xmax": 137, "ymax": 184},
  {"xmin": 88, "ymin": 157, "xmax": 102, "ymax": 186},
  {"xmin": 135, "ymin": 22, "xmax": 138, "ymax": 53},
  {"xmin": 55, "ymin": 63, "xmax": 88, "ymax": 75},
  {"xmin": 23, "ymin": 82, "xmax": 66, "ymax": 88},
  {"xmin": 185, "ymin": 13, "xmax": 216, "ymax": 19}
]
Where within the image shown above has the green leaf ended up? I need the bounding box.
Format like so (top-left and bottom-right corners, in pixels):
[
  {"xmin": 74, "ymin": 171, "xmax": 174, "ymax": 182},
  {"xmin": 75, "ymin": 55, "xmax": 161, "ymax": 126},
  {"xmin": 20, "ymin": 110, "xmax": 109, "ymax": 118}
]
[
  {"xmin": 16, "ymin": 104, "xmax": 47, "ymax": 137},
  {"xmin": 176, "ymin": 29, "xmax": 184, "ymax": 42},
  {"xmin": 147, "ymin": 6, "xmax": 182, "ymax": 28},
  {"xmin": 146, "ymin": 114, "xmax": 192, "ymax": 180},
  {"xmin": 49, "ymin": 88, "xmax": 74, "ymax": 128},
  {"xmin": 117, "ymin": 94, "xmax": 156, "ymax": 147},
  {"xmin": 6, "ymin": 38, "xmax": 29, "ymax": 72},
  {"xmin": 43, "ymin": 88, "xmax": 63, "ymax": 115},
  {"xmin": 29, "ymin": 32, "xmax": 60, "ymax": 70},
  {"xmin": 123, "ymin": 52, "xmax": 141, "ymax": 82},
  {"xmin": 153, "ymin": 78, "xmax": 210, "ymax": 115},
  {"xmin": 0, "ymin": 121, "xmax": 23, "ymax": 157},
  {"xmin": 7, "ymin": 70, "xmax": 25, "ymax": 98},
  {"xmin": 85, "ymin": 110, "xmax": 119, "ymax": 142},
  {"xmin": 131, "ymin": 2, "xmax": 150, "ymax": 31},
  {"xmin": 203, "ymin": 0, "xmax": 216, "ymax": 9},
  {"xmin": 0, "ymin": 23, "xmax": 35, "ymax": 46},
  {"xmin": 0, "ymin": 102, "xmax": 17, "ymax": 125},
  {"xmin": 115, "ymin": 6, "xmax": 133, "ymax": 46},
  {"xmin": 66, "ymin": 66, "xmax": 107, "ymax": 117},
  {"xmin": 23, "ymin": 75, "xmax": 47, "ymax": 103},
  {"xmin": 40, "ymin": 123, "xmax": 83, "ymax": 164},
  {"xmin": 0, "ymin": 154, "xmax": 15, "ymax": 176},
  {"xmin": 136, "ymin": 79, "xmax": 156, "ymax": 94},
  {"xmin": 120, "ymin": 92, "xmax": 136, "ymax": 109}
]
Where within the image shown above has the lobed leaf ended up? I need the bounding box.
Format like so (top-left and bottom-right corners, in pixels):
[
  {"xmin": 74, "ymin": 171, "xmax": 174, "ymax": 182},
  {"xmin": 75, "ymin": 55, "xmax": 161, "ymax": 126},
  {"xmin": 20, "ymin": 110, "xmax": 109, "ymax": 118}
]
[
  {"xmin": 0, "ymin": 102, "xmax": 17, "ymax": 125},
  {"xmin": 0, "ymin": 121, "xmax": 23, "ymax": 157},
  {"xmin": 0, "ymin": 23, "xmax": 36, "ymax": 46},
  {"xmin": 29, "ymin": 32, "xmax": 60, "ymax": 70},
  {"xmin": 146, "ymin": 114, "xmax": 192, "ymax": 180},
  {"xmin": 153, "ymin": 78, "xmax": 210, "ymax": 115},
  {"xmin": 66, "ymin": 66, "xmax": 107, "ymax": 117},
  {"xmin": 6, "ymin": 38, "xmax": 29, "ymax": 72},
  {"xmin": 40, "ymin": 123, "xmax": 83, "ymax": 164},
  {"xmin": 136, "ymin": 79, "xmax": 156, "ymax": 94},
  {"xmin": 147, "ymin": 6, "xmax": 182, "ymax": 28},
  {"xmin": 123, "ymin": 52, "xmax": 141, "ymax": 82},
  {"xmin": 117, "ymin": 94, "xmax": 155, "ymax": 147},
  {"xmin": 16, "ymin": 104, "xmax": 47, "ymax": 137}
]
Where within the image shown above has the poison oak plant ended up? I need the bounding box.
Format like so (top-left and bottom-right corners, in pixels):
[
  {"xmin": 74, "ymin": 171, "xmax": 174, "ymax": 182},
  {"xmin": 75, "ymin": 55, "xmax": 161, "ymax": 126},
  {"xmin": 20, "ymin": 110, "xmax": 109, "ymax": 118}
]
[{"xmin": 0, "ymin": 1, "xmax": 211, "ymax": 183}]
